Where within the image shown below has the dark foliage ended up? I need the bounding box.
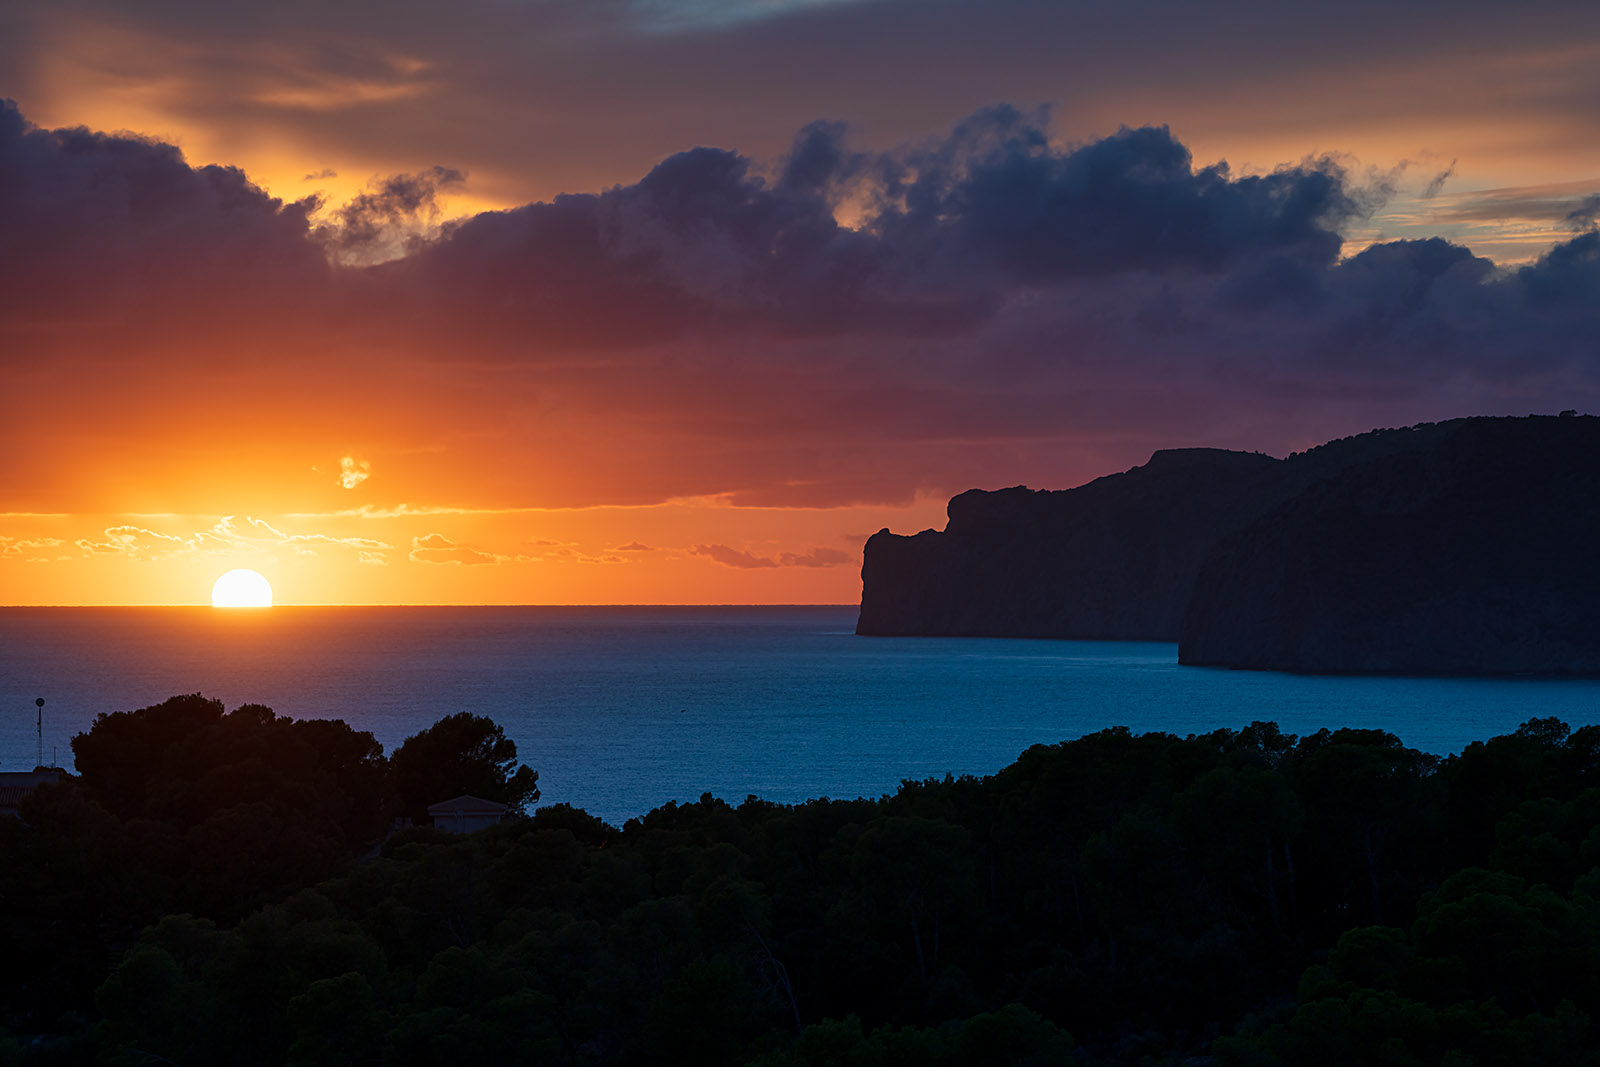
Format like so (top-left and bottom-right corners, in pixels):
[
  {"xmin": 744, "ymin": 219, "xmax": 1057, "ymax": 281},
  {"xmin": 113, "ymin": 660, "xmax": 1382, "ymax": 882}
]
[
  {"xmin": 5, "ymin": 703, "xmax": 1600, "ymax": 1064},
  {"xmin": 391, "ymin": 711, "xmax": 540, "ymax": 823}
]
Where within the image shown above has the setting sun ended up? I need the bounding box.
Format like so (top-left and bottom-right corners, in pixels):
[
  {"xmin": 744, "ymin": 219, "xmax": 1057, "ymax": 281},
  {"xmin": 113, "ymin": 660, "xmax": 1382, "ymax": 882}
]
[{"xmin": 211, "ymin": 569, "xmax": 273, "ymax": 608}]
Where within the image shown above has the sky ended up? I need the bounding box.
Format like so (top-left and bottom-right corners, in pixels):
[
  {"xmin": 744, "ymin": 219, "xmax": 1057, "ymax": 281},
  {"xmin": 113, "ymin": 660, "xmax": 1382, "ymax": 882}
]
[{"xmin": 2, "ymin": 0, "xmax": 1598, "ymax": 605}]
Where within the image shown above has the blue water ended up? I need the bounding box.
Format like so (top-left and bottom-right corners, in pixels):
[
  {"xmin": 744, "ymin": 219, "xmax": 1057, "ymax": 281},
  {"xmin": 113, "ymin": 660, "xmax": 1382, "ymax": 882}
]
[{"xmin": 2, "ymin": 606, "xmax": 1597, "ymax": 825}]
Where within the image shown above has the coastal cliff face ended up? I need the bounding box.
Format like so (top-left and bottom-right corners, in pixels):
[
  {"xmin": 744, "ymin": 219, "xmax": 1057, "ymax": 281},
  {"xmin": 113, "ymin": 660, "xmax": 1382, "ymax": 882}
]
[
  {"xmin": 859, "ymin": 415, "xmax": 1600, "ymax": 674},
  {"xmin": 857, "ymin": 448, "xmax": 1288, "ymax": 639},
  {"xmin": 1178, "ymin": 415, "xmax": 1600, "ymax": 674}
]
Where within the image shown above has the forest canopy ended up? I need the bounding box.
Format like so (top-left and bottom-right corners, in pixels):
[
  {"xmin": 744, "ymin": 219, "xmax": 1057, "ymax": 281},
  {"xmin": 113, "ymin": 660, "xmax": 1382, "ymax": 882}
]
[{"xmin": 3, "ymin": 699, "xmax": 1599, "ymax": 1064}]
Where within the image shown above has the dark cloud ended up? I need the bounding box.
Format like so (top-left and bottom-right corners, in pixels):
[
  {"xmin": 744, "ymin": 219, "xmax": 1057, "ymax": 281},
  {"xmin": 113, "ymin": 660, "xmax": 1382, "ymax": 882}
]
[
  {"xmin": 378, "ymin": 106, "xmax": 1598, "ymax": 410},
  {"xmin": 391, "ymin": 131, "xmax": 938, "ymax": 346},
  {"xmin": 1420, "ymin": 160, "xmax": 1456, "ymax": 199},
  {"xmin": 4, "ymin": 98, "xmax": 1600, "ymax": 515},
  {"xmin": 1318, "ymin": 238, "xmax": 1495, "ymax": 351},
  {"xmin": 1566, "ymin": 195, "xmax": 1600, "ymax": 232},
  {"xmin": 882, "ymin": 109, "xmax": 1356, "ymax": 281},
  {"xmin": 1429, "ymin": 183, "xmax": 1600, "ymax": 228},
  {"xmin": 0, "ymin": 99, "xmax": 326, "ymax": 326},
  {"xmin": 385, "ymin": 109, "xmax": 1365, "ymax": 350},
  {"xmin": 9, "ymin": 0, "xmax": 1596, "ymax": 222},
  {"xmin": 314, "ymin": 165, "xmax": 465, "ymax": 264},
  {"xmin": 1517, "ymin": 232, "xmax": 1600, "ymax": 311}
]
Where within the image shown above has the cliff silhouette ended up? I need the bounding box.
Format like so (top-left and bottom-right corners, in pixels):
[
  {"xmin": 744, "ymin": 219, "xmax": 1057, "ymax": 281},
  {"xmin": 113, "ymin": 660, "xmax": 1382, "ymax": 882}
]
[
  {"xmin": 858, "ymin": 415, "xmax": 1600, "ymax": 674},
  {"xmin": 1180, "ymin": 414, "xmax": 1600, "ymax": 673}
]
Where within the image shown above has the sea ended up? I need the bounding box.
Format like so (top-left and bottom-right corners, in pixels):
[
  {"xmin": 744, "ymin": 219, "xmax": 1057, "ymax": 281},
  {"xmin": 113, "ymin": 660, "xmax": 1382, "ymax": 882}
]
[{"xmin": 3, "ymin": 606, "xmax": 1598, "ymax": 826}]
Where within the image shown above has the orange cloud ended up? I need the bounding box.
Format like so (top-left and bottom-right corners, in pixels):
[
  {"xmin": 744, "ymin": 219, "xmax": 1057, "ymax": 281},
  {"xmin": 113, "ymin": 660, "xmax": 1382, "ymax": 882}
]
[
  {"xmin": 691, "ymin": 543, "xmax": 855, "ymax": 569},
  {"xmin": 339, "ymin": 457, "xmax": 372, "ymax": 489},
  {"xmin": 0, "ymin": 536, "xmax": 65, "ymax": 559},
  {"xmin": 408, "ymin": 533, "xmax": 502, "ymax": 566},
  {"xmin": 74, "ymin": 526, "xmax": 191, "ymax": 559}
]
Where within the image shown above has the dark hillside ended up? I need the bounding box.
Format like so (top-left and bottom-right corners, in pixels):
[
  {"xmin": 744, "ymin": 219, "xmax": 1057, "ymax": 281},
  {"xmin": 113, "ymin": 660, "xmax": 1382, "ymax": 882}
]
[
  {"xmin": 857, "ymin": 419, "xmax": 1463, "ymax": 641},
  {"xmin": 1180, "ymin": 414, "xmax": 1600, "ymax": 673}
]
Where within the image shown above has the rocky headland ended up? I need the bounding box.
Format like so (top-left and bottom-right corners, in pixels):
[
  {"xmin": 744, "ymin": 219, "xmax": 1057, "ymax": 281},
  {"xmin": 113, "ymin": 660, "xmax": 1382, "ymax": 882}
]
[
  {"xmin": 1179, "ymin": 415, "xmax": 1600, "ymax": 673},
  {"xmin": 858, "ymin": 414, "xmax": 1600, "ymax": 674}
]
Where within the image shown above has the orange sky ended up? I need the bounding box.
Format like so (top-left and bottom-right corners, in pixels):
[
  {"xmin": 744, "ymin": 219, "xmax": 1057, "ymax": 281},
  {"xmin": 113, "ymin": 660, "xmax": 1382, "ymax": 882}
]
[{"xmin": 2, "ymin": 0, "xmax": 1598, "ymax": 605}]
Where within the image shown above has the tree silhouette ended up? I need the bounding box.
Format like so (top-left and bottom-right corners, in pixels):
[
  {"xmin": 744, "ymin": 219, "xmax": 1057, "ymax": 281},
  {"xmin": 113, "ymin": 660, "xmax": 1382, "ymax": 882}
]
[{"xmin": 391, "ymin": 712, "xmax": 540, "ymax": 822}]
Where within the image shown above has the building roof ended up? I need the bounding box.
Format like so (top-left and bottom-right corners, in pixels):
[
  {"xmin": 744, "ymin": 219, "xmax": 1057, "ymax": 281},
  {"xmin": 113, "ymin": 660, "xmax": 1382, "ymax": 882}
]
[
  {"xmin": 0, "ymin": 786, "xmax": 37, "ymax": 809},
  {"xmin": 426, "ymin": 794, "xmax": 509, "ymax": 816},
  {"xmin": 0, "ymin": 770, "xmax": 62, "ymax": 787},
  {"xmin": 0, "ymin": 770, "xmax": 63, "ymax": 812}
]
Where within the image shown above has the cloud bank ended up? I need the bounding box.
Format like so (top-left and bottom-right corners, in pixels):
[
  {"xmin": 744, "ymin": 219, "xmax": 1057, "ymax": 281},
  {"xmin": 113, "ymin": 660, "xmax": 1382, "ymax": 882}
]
[
  {"xmin": 3, "ymin": 99, "xmax": 1599, "ymax": 518},
  {"xmin": 8, "ymin": 0, "xmax": 1596, "ymax": 220}
]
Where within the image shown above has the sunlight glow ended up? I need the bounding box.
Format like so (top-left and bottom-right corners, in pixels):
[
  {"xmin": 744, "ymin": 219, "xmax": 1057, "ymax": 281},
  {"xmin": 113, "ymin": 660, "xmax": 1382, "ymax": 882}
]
[{"xmin": 212, "ymin": 568, "xmax": 273, "ymax": 608}]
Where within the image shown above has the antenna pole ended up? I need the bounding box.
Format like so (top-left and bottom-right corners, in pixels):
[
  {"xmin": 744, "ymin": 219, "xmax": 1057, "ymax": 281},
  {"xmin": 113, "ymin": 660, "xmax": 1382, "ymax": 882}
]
[{"xmin": 35, "ymin": 698, "xmax": 44, "ymax": 769}]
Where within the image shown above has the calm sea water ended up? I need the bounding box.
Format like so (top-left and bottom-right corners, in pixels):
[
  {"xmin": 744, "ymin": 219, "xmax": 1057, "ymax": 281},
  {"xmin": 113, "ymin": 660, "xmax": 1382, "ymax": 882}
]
[{"xmin": 2, "ymin": 606, "xmax": 1597, "ymax": 825}]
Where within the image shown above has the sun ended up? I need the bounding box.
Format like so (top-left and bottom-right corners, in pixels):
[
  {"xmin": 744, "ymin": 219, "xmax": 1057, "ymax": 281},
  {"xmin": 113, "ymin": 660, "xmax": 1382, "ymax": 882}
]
[{"xmin": 212, "ymin": 568, "xmax": 273, "ymax": 608}]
